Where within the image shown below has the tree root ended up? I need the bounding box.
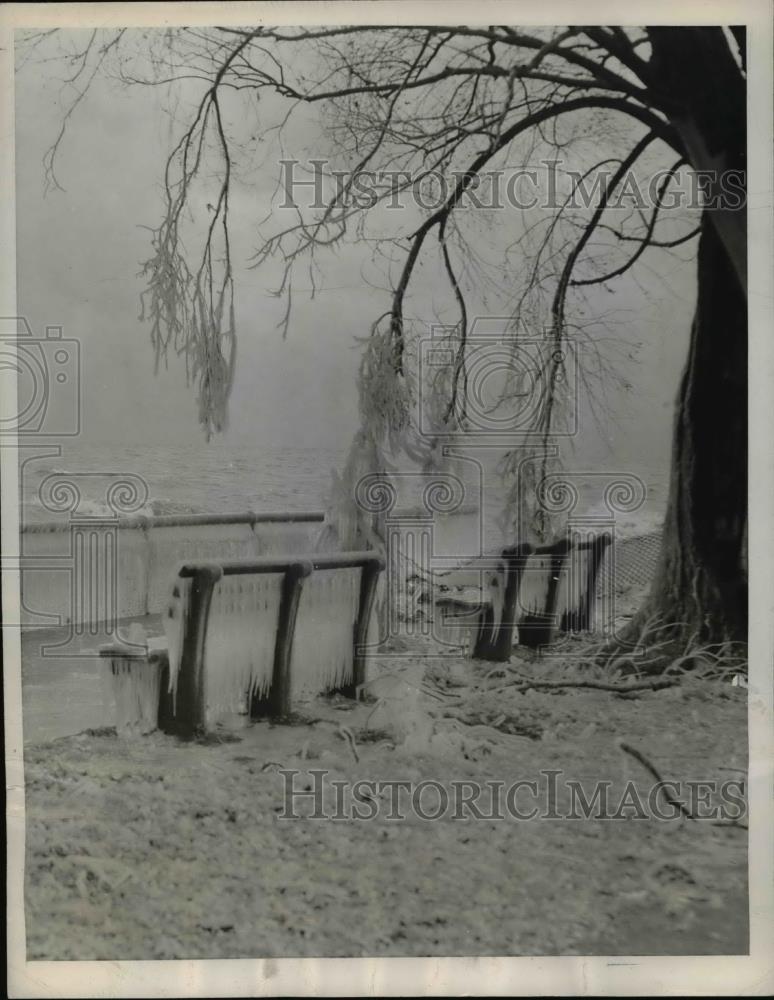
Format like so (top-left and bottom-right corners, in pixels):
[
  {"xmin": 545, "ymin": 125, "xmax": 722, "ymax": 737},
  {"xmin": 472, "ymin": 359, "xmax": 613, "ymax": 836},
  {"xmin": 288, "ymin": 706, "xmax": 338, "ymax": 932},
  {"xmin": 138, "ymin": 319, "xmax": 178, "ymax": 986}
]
[{"xmin": 600, "ymin": 611, "xmax": 748, "ymax": 677}]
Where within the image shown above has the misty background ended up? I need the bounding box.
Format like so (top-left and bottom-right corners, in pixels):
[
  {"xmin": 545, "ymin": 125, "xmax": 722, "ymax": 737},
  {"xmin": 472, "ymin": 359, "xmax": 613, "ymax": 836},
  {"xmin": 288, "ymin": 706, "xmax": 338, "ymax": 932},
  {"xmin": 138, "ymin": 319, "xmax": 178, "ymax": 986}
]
[{"xmin": 15, "ymin": 31, "xmax": 696, "ymax": 492}]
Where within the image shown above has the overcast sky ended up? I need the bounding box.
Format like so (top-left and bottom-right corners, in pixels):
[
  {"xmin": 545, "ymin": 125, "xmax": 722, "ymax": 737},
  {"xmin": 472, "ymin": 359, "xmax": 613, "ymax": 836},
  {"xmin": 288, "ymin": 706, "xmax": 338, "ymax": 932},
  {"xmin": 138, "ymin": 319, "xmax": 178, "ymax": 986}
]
[{"xmin": 15, "ymin": 30, "xmax": 697, "ymax": 472}]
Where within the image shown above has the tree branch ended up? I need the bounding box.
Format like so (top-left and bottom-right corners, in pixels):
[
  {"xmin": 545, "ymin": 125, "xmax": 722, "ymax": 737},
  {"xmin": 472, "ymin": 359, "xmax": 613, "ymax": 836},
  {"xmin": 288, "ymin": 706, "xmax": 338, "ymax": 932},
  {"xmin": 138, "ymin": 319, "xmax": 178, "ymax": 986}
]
[{"xmin": 571, "ymin": 156, "xmax": 686, "ymax": 286}]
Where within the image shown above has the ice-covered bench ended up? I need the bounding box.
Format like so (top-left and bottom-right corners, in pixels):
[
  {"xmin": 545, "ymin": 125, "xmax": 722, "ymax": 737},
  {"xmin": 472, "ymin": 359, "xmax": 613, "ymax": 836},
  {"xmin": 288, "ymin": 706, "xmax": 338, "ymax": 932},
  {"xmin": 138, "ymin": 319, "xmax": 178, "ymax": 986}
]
[
  {"xmin": 100, "ymin": 551, "xmax": 384, "ymax": 737},
  {"xmin": 434, "ymin": 532, "xmax": 611, "ymax": 659}
]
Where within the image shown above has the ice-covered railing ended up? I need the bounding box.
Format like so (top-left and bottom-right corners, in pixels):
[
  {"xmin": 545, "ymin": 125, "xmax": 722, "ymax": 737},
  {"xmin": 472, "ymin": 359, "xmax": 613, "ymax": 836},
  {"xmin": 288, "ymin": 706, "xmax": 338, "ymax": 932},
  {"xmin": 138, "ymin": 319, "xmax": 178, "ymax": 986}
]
[
  {"xmin": 20, "ymin": 511, "xmax": 325, "ymax": 628},
  {"xmin": 100, "ymin": 551, "xmax": 384, "ymax": 737},
  {"xmin": 21, "ymin": 506, "xmax": 483, "ymax": 630}
]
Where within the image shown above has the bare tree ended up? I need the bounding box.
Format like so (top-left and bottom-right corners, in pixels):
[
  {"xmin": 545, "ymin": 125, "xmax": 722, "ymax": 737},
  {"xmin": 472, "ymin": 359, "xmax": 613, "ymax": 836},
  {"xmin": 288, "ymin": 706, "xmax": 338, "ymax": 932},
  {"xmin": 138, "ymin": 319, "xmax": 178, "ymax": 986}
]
[{"xmin": 23, "ymin": 24, "xmax": 747, "ymax": 662}]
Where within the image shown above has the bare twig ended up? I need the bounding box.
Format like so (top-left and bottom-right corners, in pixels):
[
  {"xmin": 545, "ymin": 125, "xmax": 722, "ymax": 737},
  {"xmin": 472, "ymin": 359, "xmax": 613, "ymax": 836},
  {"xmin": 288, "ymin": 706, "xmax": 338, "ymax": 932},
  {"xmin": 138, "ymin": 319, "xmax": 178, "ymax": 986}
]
[{"xmin": 618, "ymin": 740, "xmax": 695, "ymax": 819}]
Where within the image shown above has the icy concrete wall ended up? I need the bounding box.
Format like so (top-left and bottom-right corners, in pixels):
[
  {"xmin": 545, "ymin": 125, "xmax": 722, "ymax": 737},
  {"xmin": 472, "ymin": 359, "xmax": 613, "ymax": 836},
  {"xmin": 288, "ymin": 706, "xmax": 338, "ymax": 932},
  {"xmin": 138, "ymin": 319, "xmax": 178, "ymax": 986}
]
[{"xmin": 19, "ymin": 512, "xmax": 325, "ymax": 629}]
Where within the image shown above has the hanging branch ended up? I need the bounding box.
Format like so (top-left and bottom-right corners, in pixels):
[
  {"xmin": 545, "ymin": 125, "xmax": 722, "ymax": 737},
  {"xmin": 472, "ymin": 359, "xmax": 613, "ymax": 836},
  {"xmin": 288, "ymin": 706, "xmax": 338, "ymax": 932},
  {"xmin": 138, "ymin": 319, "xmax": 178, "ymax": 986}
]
[{"xmin": 27, "ymin": 22, "xmax": 726, "ymax": 473}]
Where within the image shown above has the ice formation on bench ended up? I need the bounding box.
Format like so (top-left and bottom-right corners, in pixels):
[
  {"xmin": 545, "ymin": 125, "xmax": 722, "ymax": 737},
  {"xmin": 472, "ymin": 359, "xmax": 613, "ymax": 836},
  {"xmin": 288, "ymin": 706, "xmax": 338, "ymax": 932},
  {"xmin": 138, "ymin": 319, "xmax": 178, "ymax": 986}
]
[
  {"xmin": 107, "ymin": 657, "xmax": 161, "ymax": 736},
  {"xmin": 163, "ymin": 575, "xmax": 190, "ymax": 711},
  {"xmin": 517, "ymin": 550, "xmax": 554, "ymax": 618},
  {"xmin": 555, "ymin": 544, "xmax": 589, "ymax": 623},
  {"xmin": 290, "ymin": 566, "xmax": 362, "ymax": 697},
  {"xmin": 202, "ymin": 573, "xmax": 284, "ymax": 723},
  {"xmin": 147, "ymin": 524, "xmax": 257, "ymax": 612}
]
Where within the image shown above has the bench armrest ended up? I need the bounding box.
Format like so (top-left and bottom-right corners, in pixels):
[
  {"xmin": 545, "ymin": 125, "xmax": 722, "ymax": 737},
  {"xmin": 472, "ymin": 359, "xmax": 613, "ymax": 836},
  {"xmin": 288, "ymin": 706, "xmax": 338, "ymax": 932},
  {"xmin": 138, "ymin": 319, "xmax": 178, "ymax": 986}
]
[{"xmin": 99, "ymin": 637, "xmax": 169, "ymax": 663}]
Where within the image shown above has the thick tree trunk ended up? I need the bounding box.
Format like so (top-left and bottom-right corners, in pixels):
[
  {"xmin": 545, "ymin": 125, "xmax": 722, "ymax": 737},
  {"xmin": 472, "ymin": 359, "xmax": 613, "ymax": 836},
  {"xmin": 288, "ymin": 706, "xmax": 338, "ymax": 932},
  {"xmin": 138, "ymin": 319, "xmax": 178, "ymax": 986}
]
[
  {"xmin": 620, "ymin": 217, "xmax": 747, "ymax": 662},
  {"xmin": 647, "ymin": 27, "xmax": 747, "ymax": 290},
  {"xmin": 608, "ymin": 27, "xmax": 748, "ymax": 669}
]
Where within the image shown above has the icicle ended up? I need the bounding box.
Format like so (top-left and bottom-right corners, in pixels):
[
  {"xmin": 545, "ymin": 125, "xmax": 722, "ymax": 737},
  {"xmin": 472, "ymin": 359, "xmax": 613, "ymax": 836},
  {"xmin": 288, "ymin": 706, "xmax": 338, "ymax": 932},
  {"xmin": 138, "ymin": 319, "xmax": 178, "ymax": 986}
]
[
  {"xmin": 290, "ymin": 567, "xmax": 361, "ymax": 698},
  {"xmin": 564, "ymin": 546, "xmax": 589, "ymax": 622},
  {"xmin": 146, "ymin": 524, "xmax": 256, "ymax": 612},
  {"xmin": 163, "ymin": 575, "xmax": 191, "ymax": 712},
  {"xmin": 107, "ymin": 658, "xmax": 161, "ymax": 736},
  {"xmin": 518, "ymin": 552, "xmax": 552, "ymax": 617},
  {"xmin": 576, "ymin": 547, "xmax": 589, "ymax": 616},
  {"xmin": 202, "ymin": 573, "xmax": 283, "ymax": 725}
]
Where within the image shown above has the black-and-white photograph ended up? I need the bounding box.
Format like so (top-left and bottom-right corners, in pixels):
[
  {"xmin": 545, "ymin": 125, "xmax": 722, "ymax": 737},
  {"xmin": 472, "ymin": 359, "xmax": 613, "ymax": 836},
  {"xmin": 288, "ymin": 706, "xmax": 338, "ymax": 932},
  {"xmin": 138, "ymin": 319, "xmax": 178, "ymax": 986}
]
[{"xmin": 3, "ymin": 2, "xmax": 772, "ymax": 996}]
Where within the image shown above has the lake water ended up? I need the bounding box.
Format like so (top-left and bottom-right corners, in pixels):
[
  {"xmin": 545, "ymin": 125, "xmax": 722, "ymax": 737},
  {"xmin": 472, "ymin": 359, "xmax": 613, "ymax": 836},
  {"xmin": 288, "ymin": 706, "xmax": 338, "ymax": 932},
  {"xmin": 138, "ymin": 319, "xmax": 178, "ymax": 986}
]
[{"xmin": 19, "ymin": 439, "xmax": 668, "ymax": 543}]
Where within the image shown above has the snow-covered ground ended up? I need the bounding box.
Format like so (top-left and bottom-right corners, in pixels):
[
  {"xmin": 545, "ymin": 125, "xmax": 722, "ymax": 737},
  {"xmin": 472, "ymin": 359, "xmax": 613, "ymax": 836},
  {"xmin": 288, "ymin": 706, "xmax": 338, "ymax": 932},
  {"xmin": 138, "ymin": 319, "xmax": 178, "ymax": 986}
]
[{"xmin": 24, "ymin": 648, "xmax": 747, "ymax": 959}]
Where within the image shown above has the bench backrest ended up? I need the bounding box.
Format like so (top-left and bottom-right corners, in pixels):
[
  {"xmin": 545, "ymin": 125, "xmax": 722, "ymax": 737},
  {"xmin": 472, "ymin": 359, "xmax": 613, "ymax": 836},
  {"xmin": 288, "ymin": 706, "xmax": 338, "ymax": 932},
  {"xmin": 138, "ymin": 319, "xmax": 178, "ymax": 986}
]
[
  {"xmin": 555, "ymin": 532, "xmax": 612, "ymax": 632},
  {"xmin": 163, "ymin": 551, "xmax": 384, "ymax": 734},
  {"xmin": 290, "ymin": 552, "xmax": 383, "ymax": 698},
  {"xmin": 466, "ymin": 531, "xmax": 611, "ymax": 656}
]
